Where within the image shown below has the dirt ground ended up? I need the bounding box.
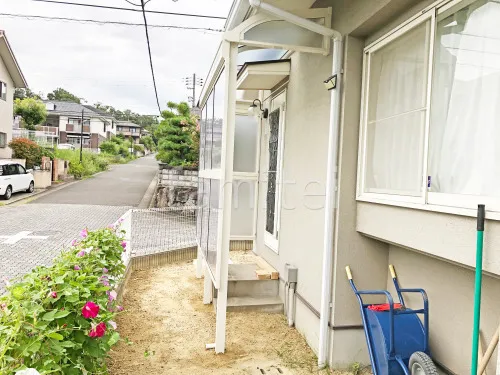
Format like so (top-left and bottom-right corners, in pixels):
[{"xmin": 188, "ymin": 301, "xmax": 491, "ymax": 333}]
[{"xmin": 108, "ymin": 259, "xmax": 370, "ymax": 375}]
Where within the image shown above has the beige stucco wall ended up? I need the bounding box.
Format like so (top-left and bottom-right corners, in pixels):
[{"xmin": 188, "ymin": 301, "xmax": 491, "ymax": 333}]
[
  {"xmin": 254, "ymin": 50, "xmax": 333, "ymax": 351},
  {"xmin": 387, "ymin": 246, "xmax": 500, "ymax": 374},
  {"xmin": 0, "ymin": 54, "xmax": 14, "ymax": 159}
]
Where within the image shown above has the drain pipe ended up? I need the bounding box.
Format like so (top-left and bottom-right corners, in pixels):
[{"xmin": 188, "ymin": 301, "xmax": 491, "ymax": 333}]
[
  {"xmin": 318, "ymin": 36, "xmax": 343, "ymax": 369},
  {"xmin": 247, "ymin": 0, "xmax": 342, "ymax": 369}
]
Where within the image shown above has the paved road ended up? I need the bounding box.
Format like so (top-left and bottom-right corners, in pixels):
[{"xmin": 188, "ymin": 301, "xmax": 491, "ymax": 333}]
[{"xmin": 32, "ymin": 155, "xmax": 158, "ymax": 206}]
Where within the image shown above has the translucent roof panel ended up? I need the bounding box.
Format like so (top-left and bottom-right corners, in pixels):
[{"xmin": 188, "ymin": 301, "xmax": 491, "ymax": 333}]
[
  {"xmin": 237, "ymin": 48, "xmax": 286, "ymax": 66},
  {"xmin": 243, "ymin": 19, "xmax": 325, "ymax": 49}
]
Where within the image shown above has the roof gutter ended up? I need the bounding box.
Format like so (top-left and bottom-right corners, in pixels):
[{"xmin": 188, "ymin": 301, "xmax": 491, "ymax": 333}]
[{"xmin": 248, "ymin": 0, "xmax": 343, "ymax": 369}]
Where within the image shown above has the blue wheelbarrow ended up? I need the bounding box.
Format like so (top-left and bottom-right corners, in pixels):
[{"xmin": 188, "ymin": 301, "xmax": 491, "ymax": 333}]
[{"xmin": 346, "ymin": 265, "xmax": 438, "ymax": 375}]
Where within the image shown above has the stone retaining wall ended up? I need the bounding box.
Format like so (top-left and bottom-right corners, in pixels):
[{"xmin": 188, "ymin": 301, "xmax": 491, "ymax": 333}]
[{"xmin": 154, "ymin": 165, "xmax": 198, "ymax": 208}]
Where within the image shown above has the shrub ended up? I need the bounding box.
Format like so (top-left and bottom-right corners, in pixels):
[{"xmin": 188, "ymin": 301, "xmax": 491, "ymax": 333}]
[
  {"xmin": 99, "ymin": 141, "xmax": 119, "ymax": 155},
  {"xmin": 133, "ymin": 144, "xmax": 144, "ymax": 153},
  {"xmin": 0, "ymin": 227, "xmax": 127, "ymax": 374},
  {"xmin": 55, "ymin": 150, "xmax": 112, "ymax": 178},
  {"xmin": 8, "ymin": 138, "xmax": 43, "ymax": 169}
]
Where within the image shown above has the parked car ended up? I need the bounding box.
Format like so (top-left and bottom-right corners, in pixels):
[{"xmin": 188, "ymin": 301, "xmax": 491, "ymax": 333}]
[
  {"xmin": 58, "ymin": 143, "xmax": 75, "ymax": 150},
  {"xmin": 0, "ymin": 161, "xmax": 35, "ymax": 200}
]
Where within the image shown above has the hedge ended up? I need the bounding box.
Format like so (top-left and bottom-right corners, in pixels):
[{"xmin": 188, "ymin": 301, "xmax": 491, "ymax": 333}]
[{"xmin": 0, "ymin": 226, "xmax": 128, "ymax": 374}]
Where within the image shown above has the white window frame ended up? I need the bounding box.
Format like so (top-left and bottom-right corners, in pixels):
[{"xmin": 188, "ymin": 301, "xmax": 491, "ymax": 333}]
[
  {"xmin": 264, "ymin": 89, "xmax": 286, "ymax": 253},
  {"xmin": 357, "ymin": 0, "xmax": 500, "ymax": 216},
  {"xmin": 0, "ymin": 132, "xmax": 6, "ymax": 148},
  {"xmin": 0, "ymin": 81, "xmax": 6, "ymax": 101}
]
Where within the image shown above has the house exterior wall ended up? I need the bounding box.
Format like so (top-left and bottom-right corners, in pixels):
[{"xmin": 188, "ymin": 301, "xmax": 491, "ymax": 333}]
[
  {"xmin": 254, "ymin": 51, "xmax": 333, "ymax": 352},
  {"xmin": 0, "ymin": 56, "xmax": 14, "ymax": 159}
]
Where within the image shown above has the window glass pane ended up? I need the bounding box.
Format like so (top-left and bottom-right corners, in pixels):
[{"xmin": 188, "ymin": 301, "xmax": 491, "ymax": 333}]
[
  {"xmin": 212, "ymin": 70, "xmax": 225, "ymax": 169},
  {"xmin": 368, "ymin": 21, "xmax": 430, "ymax": 122},
  {"xmin": 234, "ymin": 115, "xmax": 258, "ymax": 172},
  {"xmin": 365, "ymin": 111, "xmax": 426, "ymax": 195},
  {"xmin": 201, "ymin": 178, "xmax": 210, "ymax": 261},
  {"xmin": 207, "ymin": 179, "xmax": 219, "ymax": 276},
  {"xmin": 205, "ymin": 91, "xmax": 214, "ymax": 170},
  {"xmin": 429, "ymin": 0, "xmax": 500, "ymax": 197},
  {"xmin": 231, "ymin": 180, "xmax": 255, "ymax": 236},
  {"xmin": 266, "ymin": 108, "xmax": 280, "ymax": 234},
  {"xmin": 196, "ymin": 178, "xmax": 204, "ymax": 245},
  {"xmin": 199, "ymin": 105, "xmax": 206, "ymax": 170},
  {"xmin": 364, "ymin": 21, "xmax": 430, "ymax": 196},
  {"xmin": 18, "ymin": 165, "xmax": 26, "ymax": 174}
]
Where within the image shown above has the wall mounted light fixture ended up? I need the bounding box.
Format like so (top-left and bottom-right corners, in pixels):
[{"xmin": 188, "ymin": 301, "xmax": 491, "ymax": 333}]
[{"xmin": 248, "ymin": 99, "xmax": 269, "ymax": 119}]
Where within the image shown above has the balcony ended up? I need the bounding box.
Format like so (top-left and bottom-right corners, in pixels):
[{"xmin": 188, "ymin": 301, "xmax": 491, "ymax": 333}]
[{"xmin": 66, "ymin": 124, "xmax": 90, "ymax": 133}]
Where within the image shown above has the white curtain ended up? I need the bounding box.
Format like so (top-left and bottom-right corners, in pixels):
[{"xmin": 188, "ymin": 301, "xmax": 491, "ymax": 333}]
[
  {"xmin": 429, "ymin": 0, "xmax": 500, "ymax": 197},
  {"xmin": 365, "ymin": 21, "xmax": 430, "ymax": 195}
]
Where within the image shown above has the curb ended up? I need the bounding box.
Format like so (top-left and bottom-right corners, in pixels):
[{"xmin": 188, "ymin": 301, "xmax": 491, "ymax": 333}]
[
  {"xmin": 138, "ymin": 173, "xmax": 158, "ymax": 209},
  {"xmin": 4, "ymin": 180, "xmax": 81, "ymax": 207}
]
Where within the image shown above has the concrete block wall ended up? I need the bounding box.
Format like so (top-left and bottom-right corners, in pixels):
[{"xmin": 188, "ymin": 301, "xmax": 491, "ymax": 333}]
[{"xmin": 158, "ymin": 168, "xmax": 198, "ymax": 188}]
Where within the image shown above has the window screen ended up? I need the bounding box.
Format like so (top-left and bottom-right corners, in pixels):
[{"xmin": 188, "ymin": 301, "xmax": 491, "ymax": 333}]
[{"xmin": 0, "ymin": 82, "xmax": 6, "ymax": 101}]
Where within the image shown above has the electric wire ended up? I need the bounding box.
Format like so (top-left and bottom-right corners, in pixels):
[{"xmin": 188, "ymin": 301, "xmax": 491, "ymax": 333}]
[
  {"xmin": 0, "ymin": 13, "xmax": 223, "ymax": 33},
  {"xmin": 139, "ymin": 0, "xmax": 161, "ymax": 115},
  {"xmin": 30, "ymin": 0, "xmax": 227, "ymax": 20}
]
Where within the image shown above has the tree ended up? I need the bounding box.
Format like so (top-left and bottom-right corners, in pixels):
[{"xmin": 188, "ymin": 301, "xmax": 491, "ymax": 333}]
[
  {"xmin": 154, "ymin": 101, "xmax": 199, "ymax": 167},
  {"xmin": 139, "ymin": 135, "xmax": 155, "ymax": 151},
  {"xmin": 14, "ymin": 88, "xmax": 42, "ymax": 101},
  {"xmin": 47, "ymin": 88, "xmax": 82, "ymax": 103},
  {"xmin": 14, "ymin": 98, "xmax": 47, "ymax": 130}
]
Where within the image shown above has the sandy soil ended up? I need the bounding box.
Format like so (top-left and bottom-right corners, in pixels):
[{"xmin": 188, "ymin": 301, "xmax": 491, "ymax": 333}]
[{"xmin": 108, "ymin": 260, "xmax": 370, "ymax": 375}]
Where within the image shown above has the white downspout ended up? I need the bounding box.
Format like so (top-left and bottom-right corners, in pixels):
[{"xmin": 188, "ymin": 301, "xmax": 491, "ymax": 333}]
[
  {"xmin": 247, "ymin": 0, "xmax": 343, "ymax": 369},
  {"xmin": 318, "ymin": 36, "xmax": 343, "ymax": 369}
]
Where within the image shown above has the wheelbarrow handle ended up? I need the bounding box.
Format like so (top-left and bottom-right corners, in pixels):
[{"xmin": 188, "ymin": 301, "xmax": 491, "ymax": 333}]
[{"xmin": 345, "ymin": 266, "xmax": 353, "ymax": 280}]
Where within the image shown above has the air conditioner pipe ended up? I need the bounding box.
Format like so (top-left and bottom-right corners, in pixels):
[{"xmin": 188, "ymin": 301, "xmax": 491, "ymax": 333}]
[{"xmin": 248, "ymin": 0, "xmax": 343, "ymax": 369}]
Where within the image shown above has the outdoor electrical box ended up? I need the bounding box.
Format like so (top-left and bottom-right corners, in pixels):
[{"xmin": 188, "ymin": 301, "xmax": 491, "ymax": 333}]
[{"xmin": 285, "ymin": 264, "xmax": 298, "ymax": 283}]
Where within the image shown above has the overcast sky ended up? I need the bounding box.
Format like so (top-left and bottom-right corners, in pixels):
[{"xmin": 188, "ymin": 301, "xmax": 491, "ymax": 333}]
[{"xmin": 0, "ymin": 0, "xmax": 233, "ymax": 114}]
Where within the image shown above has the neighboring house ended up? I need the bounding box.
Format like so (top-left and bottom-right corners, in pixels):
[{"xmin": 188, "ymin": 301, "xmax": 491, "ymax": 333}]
[
  {"xmin": 116, "ymin": 121, "xmax": 142, "ymax": 144},
  {"xmin": 0, "ymin": 30, "xmax": 27, "ymax": 159},
  {"xmin": 196, "ymin": 0, "xmax": 500, "ymax": 374},
  {"xmin": 44, "ymin": 101, "xmax": 114, "ymax": 151}
]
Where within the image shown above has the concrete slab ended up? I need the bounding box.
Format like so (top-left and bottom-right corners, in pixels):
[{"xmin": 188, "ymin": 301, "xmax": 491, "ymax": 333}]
[{"xmin": 228, "ymin": 263, "xmax": 260, "ymax": 281}]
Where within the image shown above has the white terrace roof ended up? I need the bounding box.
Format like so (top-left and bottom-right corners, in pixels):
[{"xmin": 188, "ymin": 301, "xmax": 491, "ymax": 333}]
[{"xmin": 236, "ymin": 59, "xmax": 290, "ymax": 90}]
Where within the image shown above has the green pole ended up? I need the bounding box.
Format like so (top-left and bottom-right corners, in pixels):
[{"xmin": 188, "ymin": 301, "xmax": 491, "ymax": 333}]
[{"xmin": 471, "ymin": 204, "xmax": 485, "ymax": 375}]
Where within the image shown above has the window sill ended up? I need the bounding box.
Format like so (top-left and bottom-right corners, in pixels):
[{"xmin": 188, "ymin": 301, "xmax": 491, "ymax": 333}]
[{"xmin": 356, "ymin": 195, "xmax": 500, "ymax": 222}]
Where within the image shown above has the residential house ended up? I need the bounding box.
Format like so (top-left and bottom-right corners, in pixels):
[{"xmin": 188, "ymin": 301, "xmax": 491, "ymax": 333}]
[
  {"xmin": 196, "ymin": 0, "xmax": 500, "ymax": 374},
  {"xmin": 0, "ymin": 30, "xmax": 27, "ymax": 158},
  {"xmin": 116, "ymin": 121, "xmax": 142, "ymax": 144},
  {"xmin": 44, "ymin": 101, "xmax": 114, "ymax": 151}
]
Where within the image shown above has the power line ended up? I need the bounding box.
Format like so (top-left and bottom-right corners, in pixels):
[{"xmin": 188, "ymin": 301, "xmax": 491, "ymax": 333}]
[
  {"xmin": 30, "ymin": 0, "xmax": 227, "ymax": 20},
  {"xmin": 140, "ymin": 0, "xmax": 161, "ymax": 115},
  {"xmin": 0, "ymin": 13, "xmax": 223, "ymax": 32}
]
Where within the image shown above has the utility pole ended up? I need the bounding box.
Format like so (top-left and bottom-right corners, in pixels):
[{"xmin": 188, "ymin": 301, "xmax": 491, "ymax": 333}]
[
  {"xmin": 183, "ymin": 74, "xmax": 203, "ymax": 108},
  {"xmin": 80, "ymin": 108, "xmax": 84, "ymax": 163}
]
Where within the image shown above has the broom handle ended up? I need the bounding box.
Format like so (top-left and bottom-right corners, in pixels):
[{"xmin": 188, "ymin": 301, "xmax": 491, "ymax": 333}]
[{"xmin": 478, "ymin": 325, "xmax": 500, "ymax": 375}]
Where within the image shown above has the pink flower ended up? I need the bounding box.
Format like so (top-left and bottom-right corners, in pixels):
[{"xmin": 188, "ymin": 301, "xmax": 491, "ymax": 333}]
[
  {"xmin": 80, "ymin": 229, "xmax": 88, "ymax": 238},
  {"xmin": 102, "ymin": 268, "xmax": 108, "ymax": 274},
  {"xmin": 71, "ymin": 239, "xmax": 78, "ymax": 246},
  {"xmin": 89, "ymin": 322, "xmax": 106, "ymax": 338},
  {"xmin": 118, "ymin": 218, "xmax": 124, "ymax": 224},
  {"xmin": 116, "ymin": 305, "xmax": 124, "ymax": 312},
  {"xmin": 50, "ymin": 291, "xmax": 57, "ymax": 298},
  {"xmin": 108, "ymin": 320, "xmax": 117, "ymax": 330},
  {"xmin": 121, "ymin": 241, "xmax": 127, "ymax": 249},
  {"xmin": 101, "ymin": 279, "xmax": 110, "ymax": 287},
  {"xmin": 108, "ymin": 290, "xmax": 117, "ymax": 301},
  {"xmin": 0, "ymin": 303, "xmax": 6, "ymax": 310},
  {"xmin": 76, "ymin": 251, "xmax": 85, "ymax": 257},
  {"xmin": 82, "ymin": 301, "xmax": 99, "ymax": 319},
  {"xmin": 74, "ymin": 265, "xmax": 81, "ymax": 271}
]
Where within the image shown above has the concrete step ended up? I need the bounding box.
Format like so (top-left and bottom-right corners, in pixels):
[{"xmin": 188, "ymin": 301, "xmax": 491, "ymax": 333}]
[
  {"xmin": 227, "ymin": 296, "xmax": 283, "ymax": 313},
  {"xmin": 228, "ymin": 263, "xmax": 279, "ymax": 298}
]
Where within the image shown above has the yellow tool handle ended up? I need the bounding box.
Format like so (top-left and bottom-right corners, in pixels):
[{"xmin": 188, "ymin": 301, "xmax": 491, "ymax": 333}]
[
  {"xmin": 345, "ymin": 266, "xmax": 353, "ymax": 280},
  {"xmin": 389, "ymin": 264, "xmax": 397, "ymax": 279}
]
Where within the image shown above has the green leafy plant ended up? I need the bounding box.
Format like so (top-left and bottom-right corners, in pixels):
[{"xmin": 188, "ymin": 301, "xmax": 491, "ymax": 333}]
[
  {"xmin": 8, "ymin": 138, "xmax": 43, "ymax": 169},
  {"xmin": 154, "ymin": 101, "xmax": 199, "ymax": 167},
  {"xmin": 14, "ymin": 98, "xmax": 47, "ymax": 131},
  {"xmin": 0, "ymin": 226, "xmax": 128, "ymax": 374},
  {"xmin": 99, "ymin": 141, "xmax": 119, "ymax": 155}
]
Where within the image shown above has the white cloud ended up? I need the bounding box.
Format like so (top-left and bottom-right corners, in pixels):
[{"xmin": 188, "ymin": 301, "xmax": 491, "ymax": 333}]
[{"xmin": 0, "ymin": 0, "xmax": 232, "ymax": 114}]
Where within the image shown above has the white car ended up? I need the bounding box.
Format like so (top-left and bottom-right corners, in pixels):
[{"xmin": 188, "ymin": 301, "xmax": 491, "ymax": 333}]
[
  {"xmin": 0, "ymin": 161, "xmax": 35, "ymax": 200},
  {"xmin": 57, "ymin": 143, "xmax": 75, "ymax": 150}
]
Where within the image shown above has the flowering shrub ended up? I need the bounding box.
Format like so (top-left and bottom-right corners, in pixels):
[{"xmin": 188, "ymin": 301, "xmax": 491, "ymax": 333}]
[{"xmin": 0, "ymin": 227, "xmax": 127, "ymax": 374}]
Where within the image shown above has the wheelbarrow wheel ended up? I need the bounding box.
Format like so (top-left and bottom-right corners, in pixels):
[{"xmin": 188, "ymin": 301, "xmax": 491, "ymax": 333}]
[{"xmin": 409, "ymin": 352, "xmax": 438, "ymax": 375}]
